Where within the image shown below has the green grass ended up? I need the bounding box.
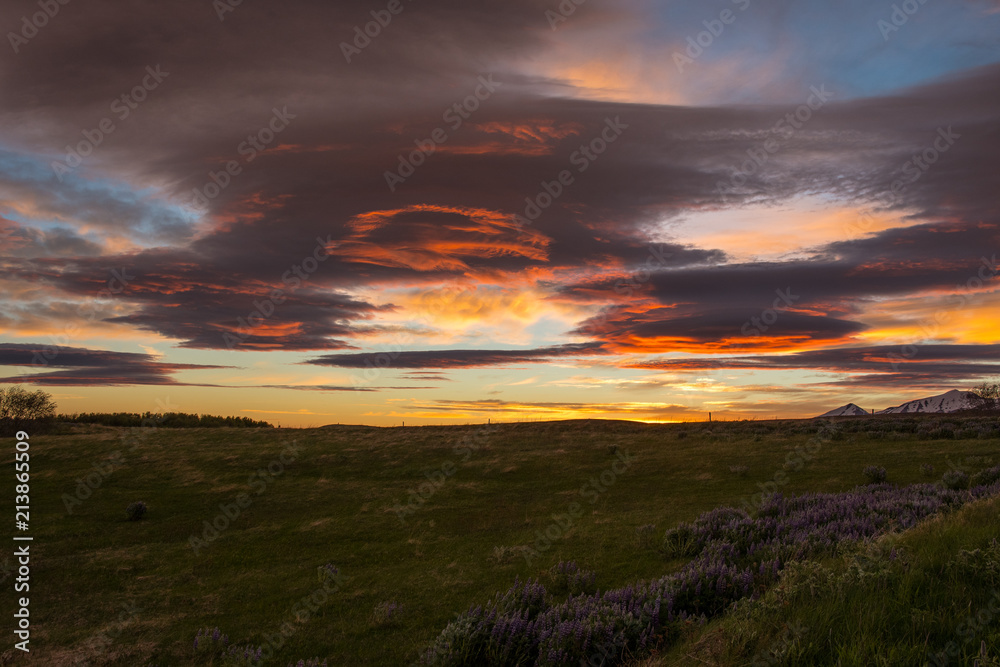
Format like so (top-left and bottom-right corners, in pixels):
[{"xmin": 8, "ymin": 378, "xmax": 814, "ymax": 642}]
[
  {"xmin": 1, "ymin": 416, "xmax": 998, "ymax": 665},
  {"xmin": 656, "ymin": 493, "xmax": 1000, "ymax": 666}
]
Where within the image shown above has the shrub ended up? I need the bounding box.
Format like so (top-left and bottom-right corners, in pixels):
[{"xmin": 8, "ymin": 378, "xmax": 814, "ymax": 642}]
[
  {"xmin": 942, "ymin": 470, "xmax": 970, "ymax": 490},
  {"xmin": 548, "ymin": 561, "xmax": 596, "ymax": 596},
  {"xmin": 662, "ymin": 524, "xmax": 699, "ymax": 558},
  {"xmin": 662, "ymin": 507, "xmax": 749, "ymax": 558},
  {"xmin": 971, "ymin": 465, "xmax": 1000, "ymax": 488},
  {"xmin": 60, "ymin": 411, "xmax": 273, "ymax": 429},
  {"xmin": 920, "ymin": 464, "xmax": 936, "ymax": 477},
  {"xmin": 948, "ymin": 539, "xmax": 1000, "ymax": 587},
  {"xmin": 976, "ymin": 425, "xmax": 999, "ymax": 439},
  {"xmin": 862, "ymin": 466, "xmax": 887, "ymax": 484},
  {"xmin": 193, "ymin": 627, "xmax": 229, "ymax": 653},
  {"xmin": 125, "ymin": 501, "xmax": 147, "ymax": 521}
]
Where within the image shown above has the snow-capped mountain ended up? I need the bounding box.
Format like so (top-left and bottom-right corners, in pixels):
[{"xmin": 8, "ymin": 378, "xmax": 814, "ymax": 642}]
[
  {"xmin": 818, "ymin": 403, "xmax": 870, "ymax": 417},
  {"xmin": 876, "ymin": 389, "xmax": 984, "ymax": 414}
]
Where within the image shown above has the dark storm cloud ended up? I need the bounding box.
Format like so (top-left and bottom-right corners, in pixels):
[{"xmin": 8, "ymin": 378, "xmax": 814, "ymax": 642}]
[
  {"xmin": 0, "ymin": 343, "xmax": 436, "ymax": 391},
  {"xmin": 575, "ymin": 307, "xmax": 868, "ymax": 350},
  {"xmin": 645, "ymin": 221, "xmax": 1000, "ymax": 304},
  {"xmin": 628, "ymin": 344, "xmax": 1000, "ymax": 389},
  {"xmin": 3, "ymin": 249, "xmax": 391, "ymax": 350},
  {"xmin": 562, "ymin": 219, "xmax": 998, "ymax": 351},
  {"xmin": 0, "ymin": 0, "xmax": 558, "ymax": 160},
  {"xmin": 104, "ymin": 288, "xmax": 386, "ymax": 352},
  {"xmin": 0, "ymin": 343, "xmax": 434, "ymax": 392},
  {"xmin": 0, "ymin": 343, "xmax": 227, "ymax": 386},
  {"xmin": 306, "ymin": 343, "xmax": 610, "ymax": 369}
]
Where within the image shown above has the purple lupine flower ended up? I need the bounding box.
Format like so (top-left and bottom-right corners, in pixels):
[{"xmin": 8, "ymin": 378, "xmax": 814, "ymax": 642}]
[{"xmin": 418, "ymin": 480, "xmax": 999, "ymax": 666}]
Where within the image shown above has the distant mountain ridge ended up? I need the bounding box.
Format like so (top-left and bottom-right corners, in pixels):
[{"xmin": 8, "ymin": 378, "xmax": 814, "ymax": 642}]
[
  {"xmin": 818, "ymin": 403, "xmax": 870, "ymax": 417},
  {"xmin": 817, "ymin": 389, "xmax": 991, "ymax": 418},
  {"xmin": 877, "ymin": 389, "xmax": 984, "ymax": 414}
]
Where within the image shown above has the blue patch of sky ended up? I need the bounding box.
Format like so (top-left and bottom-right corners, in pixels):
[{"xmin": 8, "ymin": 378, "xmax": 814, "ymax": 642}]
[{"xmin": 0, "ymin": 147, "xmax": 198, "ymax": 246}]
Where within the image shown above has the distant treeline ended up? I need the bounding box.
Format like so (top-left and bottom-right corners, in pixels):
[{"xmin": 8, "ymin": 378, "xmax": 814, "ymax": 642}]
[{"xmin": 59, "ymin": 412, "xmax": 275, "ymax": 429}]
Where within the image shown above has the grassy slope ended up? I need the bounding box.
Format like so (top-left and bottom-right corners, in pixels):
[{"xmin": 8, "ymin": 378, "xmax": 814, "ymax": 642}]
[
  {"xmin": 1, "ymin": 417, "xmax": 997, "ymax": 665},
  {"xmin": 655, "ymin": 494, "xmax": 1000, "ymax": 666}
]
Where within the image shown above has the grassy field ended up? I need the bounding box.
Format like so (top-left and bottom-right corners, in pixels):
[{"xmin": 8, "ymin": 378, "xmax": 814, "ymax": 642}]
[{"xmin": 1, "ymin": 415, "xmax": 998, "ymax": 665}]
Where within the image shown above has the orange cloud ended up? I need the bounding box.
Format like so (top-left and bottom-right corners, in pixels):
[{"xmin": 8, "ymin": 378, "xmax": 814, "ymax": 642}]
[
  {"xmin": 205, "ymin": 191, "xmax": 293, "ymax": 234},
  {"xmin": 415, "ymin": 120, "xmax": 585, "ymax": 157},
  {"xmin": 574, "ymin": 300, "xmax": 864, "ymax": 355},
  {"xmin": 334, "ymin": 204, "xmax": 550, "ymax": 274},
  {"xmin": 434, "ymin": 142, "xmax": 555, "ymax": 157},
  {"xmin": 472, "ymin": 120, "xmax": 584, "ymax": 142}
]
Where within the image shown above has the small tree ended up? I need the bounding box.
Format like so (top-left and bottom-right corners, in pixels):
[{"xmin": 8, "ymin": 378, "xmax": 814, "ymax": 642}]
[
  {"xmin": 972, "ymin": 380, "xmax": 1000, "ymax": 410},
  {"xmin": 0, "ymin": 386, "xmax": 57, "ymax": 435},
  {"xmin": 975, "ymin": 381, "xmax": 1000, "ymax": 399}
]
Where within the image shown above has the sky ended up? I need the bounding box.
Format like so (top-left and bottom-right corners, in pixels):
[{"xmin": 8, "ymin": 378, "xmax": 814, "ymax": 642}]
[{"xmin": 1, "ymin": 0, "xmax": 999, "ymax": 426}]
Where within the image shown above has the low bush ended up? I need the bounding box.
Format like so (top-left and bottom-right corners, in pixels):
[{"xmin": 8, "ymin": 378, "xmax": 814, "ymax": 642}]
[
  {"xmin": 862, "ymin": 466, "xmax": 887, "ymax": 484},
  {"xmin": 943, "ymin": 470, "xmax": 970, "ymax": 490},
  {"xmin": 548, "ymin": 561, "xmax": 597, "ymax": 596},
  {"xmin": 125, "ymin": 501, "xmax": 147, "ymax": 521}
]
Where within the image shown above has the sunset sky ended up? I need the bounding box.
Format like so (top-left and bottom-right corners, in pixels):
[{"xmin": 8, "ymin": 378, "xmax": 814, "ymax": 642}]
[{"xmin": 2, "ymin": 0, "xmax": 1000, "ymax": 426}]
